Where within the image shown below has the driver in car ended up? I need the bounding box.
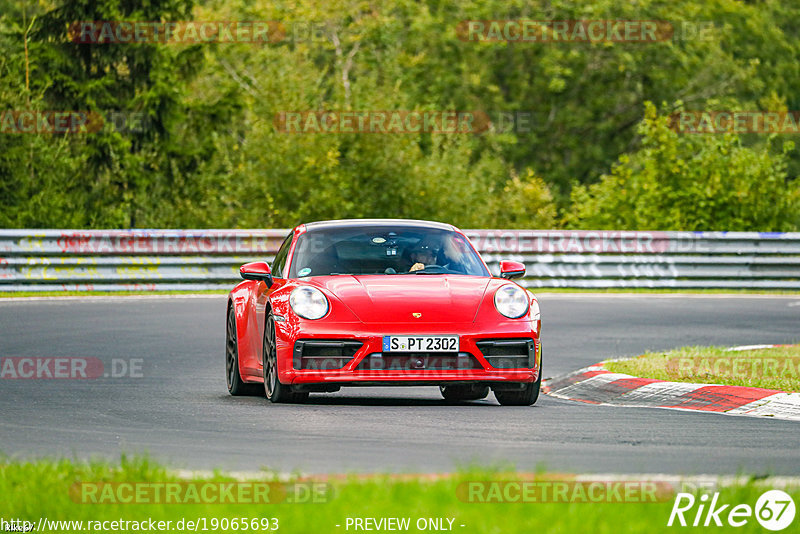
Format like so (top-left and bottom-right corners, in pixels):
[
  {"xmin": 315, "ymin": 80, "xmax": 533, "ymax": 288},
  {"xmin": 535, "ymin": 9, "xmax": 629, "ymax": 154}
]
[
  {"xmin": 409, "ymin": 243, "xmax": 437, "ymax": 272},
  {"xmin": 409, "ymin": 238, "xmax": 471, "ymax": 272}
]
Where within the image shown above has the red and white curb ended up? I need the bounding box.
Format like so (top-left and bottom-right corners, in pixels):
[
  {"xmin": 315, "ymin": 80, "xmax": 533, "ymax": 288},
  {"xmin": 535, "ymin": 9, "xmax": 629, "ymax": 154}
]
[{"xmin": 542, "ymin": 345, "xmax": 800, "ymax": 422}]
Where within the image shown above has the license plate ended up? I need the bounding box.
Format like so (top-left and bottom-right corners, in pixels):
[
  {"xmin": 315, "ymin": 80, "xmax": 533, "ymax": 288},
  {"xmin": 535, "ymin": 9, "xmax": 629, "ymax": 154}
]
[{"xmin": 382, "ymin": 335, "xmax": 459, "ymax": 352}]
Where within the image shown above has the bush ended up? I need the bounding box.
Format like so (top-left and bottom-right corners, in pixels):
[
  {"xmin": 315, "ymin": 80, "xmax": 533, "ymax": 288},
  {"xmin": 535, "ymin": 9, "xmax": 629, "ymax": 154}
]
[{"xmin": 566, "ymin": 102, "xmax": 800, "ymax": 231}]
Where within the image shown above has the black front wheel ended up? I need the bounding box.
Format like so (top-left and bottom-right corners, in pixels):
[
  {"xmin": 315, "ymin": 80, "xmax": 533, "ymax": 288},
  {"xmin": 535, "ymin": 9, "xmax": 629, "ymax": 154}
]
[
  {"xmin": 226, "ymin": 306, "xmax": 262, "ymax": 396},
  {"xmin": 263, "ymin": 314, "xmax": 309, "ymax": 404},
  {"xmin": 493, "ymin": 355, "xmax": 542, "ymax": 406}
]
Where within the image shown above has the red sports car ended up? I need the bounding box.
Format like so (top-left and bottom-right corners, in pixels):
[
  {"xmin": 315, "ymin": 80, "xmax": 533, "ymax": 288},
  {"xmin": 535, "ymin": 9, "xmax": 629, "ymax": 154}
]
[{"xmin": 225, "ymin": 219, "xmax": 542, "ymax": 405}]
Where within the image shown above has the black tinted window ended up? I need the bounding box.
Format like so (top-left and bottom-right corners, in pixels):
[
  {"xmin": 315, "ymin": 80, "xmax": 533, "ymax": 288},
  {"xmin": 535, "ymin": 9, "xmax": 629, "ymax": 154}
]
[
  {"xmin": 288, "ymin": 226, "xmax": 489, "ymax": 277},
  {"xmin": 271, "ymin": 231, "xmax": 293, "ymax": 278}
]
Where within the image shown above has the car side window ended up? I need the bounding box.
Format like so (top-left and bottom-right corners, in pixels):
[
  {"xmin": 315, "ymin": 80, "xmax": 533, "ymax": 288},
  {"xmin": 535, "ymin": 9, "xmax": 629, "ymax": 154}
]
[{"xmin": 271, "ymin": 232, "xmax": 293, "ymax": 278}]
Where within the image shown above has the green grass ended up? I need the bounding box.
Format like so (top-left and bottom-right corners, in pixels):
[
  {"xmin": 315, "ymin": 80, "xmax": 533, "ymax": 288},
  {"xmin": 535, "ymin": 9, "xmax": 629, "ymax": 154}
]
[
  {"xmin": 1, "ymin": 457, "xmax": 798, "ymax": 533},
  {"xmin": 605, "ymin": 345, "xmax": 800, "ymax": 392}
]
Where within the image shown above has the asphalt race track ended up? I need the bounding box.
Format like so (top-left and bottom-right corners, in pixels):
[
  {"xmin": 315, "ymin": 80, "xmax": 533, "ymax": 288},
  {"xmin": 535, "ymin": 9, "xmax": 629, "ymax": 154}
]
[{"xmin": 1, "ymin": 295, "xmax": 799, "ymax": 475}]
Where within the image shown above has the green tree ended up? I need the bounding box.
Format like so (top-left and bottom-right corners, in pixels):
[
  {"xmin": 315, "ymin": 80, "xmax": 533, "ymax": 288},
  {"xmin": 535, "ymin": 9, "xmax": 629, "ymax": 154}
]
[
  {"xmin": 4, "ymin": 0, "xmax": 800, "ymax": 230},
  {"xmin": 566, "ymin": 102, "xmax": 800, "ymax": 231}
]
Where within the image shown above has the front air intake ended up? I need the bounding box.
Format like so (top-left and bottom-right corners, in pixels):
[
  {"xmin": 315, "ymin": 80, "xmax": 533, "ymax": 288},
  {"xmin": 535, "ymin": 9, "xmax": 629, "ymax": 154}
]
[
  {"xmin": 292, "ymin": 340, "xmax": 363, "ymax": 370},
  {"xmin": 476, "ymin": 339, "xmax": 535, "ymax": 369}
]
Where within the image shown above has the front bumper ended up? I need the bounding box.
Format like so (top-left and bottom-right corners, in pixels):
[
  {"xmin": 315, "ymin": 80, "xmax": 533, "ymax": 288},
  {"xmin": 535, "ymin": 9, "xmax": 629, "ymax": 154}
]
[{"xmin": 277, "ymin": 321, "xmax": 540, "ymax": 386}]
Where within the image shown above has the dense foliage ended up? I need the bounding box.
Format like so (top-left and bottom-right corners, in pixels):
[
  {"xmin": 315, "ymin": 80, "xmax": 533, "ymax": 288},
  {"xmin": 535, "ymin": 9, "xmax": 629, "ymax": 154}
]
[
  {"xmin": 1, "ymin": 0, "xmax": 799, "ymax": 230},
  {"xmin": 566, "ymin": 103, "xmax": 800, "ymax": 230}
]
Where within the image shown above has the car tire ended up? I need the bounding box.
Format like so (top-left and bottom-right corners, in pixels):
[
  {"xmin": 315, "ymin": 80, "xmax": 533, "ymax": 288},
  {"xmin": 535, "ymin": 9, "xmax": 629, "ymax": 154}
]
[
  {"xmin": 226, "ymin": 305, "xmax": 263, "ymax": 396},
  {"xmin": 263, "ymin": 313, "xmax": 309, "ymax": 404},
  {"xmin": 493, "ymin": 355, "xmax": 542, "ymax": 406},
  {"xmin": 439, "ymin": 384, "xmax": 490, "ymax": 402}
]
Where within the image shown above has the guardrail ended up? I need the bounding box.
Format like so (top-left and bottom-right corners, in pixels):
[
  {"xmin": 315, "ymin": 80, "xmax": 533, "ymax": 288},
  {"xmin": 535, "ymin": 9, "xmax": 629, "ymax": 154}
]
[{"xmin": 1, "ymin": 229, "xmax": 799, "ymax": 291}]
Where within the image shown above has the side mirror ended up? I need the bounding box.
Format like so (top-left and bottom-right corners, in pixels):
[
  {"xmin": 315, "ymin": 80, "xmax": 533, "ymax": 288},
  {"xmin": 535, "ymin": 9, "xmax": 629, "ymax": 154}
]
[
  {"xmin": 239, "ymin": 261, "xmax": 273, "ymax": 287},
  {"xmin": 499, "ymin": 260, "xmax": 526, "ymax": 280}
]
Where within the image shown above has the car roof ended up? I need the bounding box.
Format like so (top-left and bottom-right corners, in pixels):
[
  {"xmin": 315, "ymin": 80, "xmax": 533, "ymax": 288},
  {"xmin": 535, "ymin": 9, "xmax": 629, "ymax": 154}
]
[{"xmin": 303, "ymin": 219, "xmax": 456, "ymax": 232}]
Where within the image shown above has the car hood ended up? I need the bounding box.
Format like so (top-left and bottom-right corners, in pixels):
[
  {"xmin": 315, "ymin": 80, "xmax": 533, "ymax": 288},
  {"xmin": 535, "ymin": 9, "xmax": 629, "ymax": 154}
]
[{"xmin": 314, "ymin": 275, "xmax": 492, "ymax": 323}]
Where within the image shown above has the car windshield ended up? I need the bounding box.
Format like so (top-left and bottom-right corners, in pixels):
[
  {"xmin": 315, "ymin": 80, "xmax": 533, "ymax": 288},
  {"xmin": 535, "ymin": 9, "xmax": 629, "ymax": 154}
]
[{"xmin": 288, "ymin": 226, "xmax": 490, "ymax": 277}]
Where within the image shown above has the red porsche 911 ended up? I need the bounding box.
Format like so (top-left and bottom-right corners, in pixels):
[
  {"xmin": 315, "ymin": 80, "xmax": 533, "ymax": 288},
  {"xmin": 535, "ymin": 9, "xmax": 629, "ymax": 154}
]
[{"xmin": 225, "ymin": 219, "xmax": 542, "ymax": 405}]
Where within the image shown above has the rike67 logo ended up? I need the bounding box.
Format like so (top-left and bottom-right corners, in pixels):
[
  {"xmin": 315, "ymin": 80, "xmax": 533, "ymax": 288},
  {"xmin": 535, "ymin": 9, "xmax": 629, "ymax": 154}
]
[{"xmin": 668, "ymin": 490, "xmax": 795, "ymax": 530}]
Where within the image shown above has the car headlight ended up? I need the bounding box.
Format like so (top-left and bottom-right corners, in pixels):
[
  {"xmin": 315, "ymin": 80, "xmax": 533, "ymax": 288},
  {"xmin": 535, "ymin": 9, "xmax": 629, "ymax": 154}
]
[
  {"xmin": 494, "ymin": 284, "xmax": 529, "ymax": 319},
  {"xmin": 289, "ymin": 287, "xmax": 329, "ymax": 320}
]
